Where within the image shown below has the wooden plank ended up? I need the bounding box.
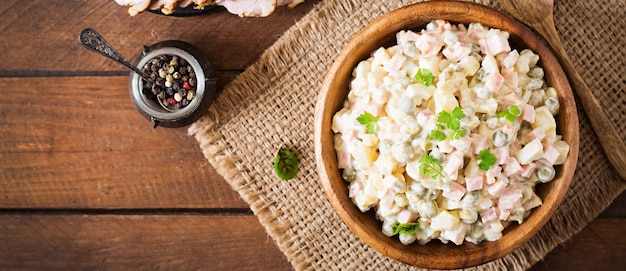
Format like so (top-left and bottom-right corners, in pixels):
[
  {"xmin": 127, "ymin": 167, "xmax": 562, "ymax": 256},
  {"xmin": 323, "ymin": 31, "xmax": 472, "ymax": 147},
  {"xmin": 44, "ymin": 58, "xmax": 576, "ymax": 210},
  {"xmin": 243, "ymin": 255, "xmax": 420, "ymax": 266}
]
[
  {"xmin": 0, "ymin": 0, "xmax": 320, "ymax": 73},
  {"xmin": 529, "ymin": 218, "xmax": 626, "ymax": 271},
  {"xmin": 0, "ymin": 214, "xmax": 623, "ymax": 270},
  {"xmin": 0, "ymin": 77, "xmax": 247, "ymax": 209},
  {"xmin": 0, "ymin": 214, "xmax": 292, "ymax": 271}
]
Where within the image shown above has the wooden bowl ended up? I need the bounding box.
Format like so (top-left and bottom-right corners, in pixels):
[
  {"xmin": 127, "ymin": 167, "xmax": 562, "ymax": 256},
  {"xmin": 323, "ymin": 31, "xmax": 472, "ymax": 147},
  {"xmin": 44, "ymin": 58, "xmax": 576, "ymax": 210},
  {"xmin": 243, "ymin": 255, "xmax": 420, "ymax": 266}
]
[{"xmin": 314, "ymin": 1, "xmax": 579, "ymax": 269}]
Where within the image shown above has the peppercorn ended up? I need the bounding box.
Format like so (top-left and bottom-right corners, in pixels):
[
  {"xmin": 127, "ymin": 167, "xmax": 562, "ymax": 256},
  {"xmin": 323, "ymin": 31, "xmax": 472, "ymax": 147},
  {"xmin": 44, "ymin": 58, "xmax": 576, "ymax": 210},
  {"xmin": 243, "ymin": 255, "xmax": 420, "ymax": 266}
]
[
  {"xmin": 156, "ymin": 77, "xmax": 165, "ymax": 87},
  {"xmin": 167, "ymin": 65, "xmax": 175, "ymax": 74},
  {"xmin": 158, "ymin": 68, "xmax": 167, "ymax": 78},
  {"xmin": 182, "ymin": 82, "xmax": 191, "ymax": 90},
  {"xmin": 140, "ymin": 54, "xmax": 197, "ymax": 111},
  {"xmin": 186, "ymin": 90, "xmax": 195, "ymax": 100},
  {"xmin": 174, "ymin": 92, "xmax": 183, "ymax": 102}
]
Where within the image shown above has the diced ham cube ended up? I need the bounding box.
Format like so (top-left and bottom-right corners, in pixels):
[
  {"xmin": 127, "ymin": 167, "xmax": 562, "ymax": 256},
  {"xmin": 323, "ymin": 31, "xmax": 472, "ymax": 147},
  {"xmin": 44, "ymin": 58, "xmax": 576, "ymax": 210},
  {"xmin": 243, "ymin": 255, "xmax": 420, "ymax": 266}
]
[
  {"xmin": 503, "ymin": 157, "xmax": 523, "ymax": 177},
  {"xmin": 501, "ymin": 50, "xmax": 520, "ymax": 70},
  {"xmin": 542, "ymin": 141, "xmax": 561, "ymax": 166},
  {"xmin": 499, "ymin": 209, "xmax": 512, "ymax": 220},
  {"xmin": 486, "ymin": 179, "xmax": 507, "ymax": 196},
  {"xmin": 379, "ymin": 189, "xmax": 396, "ymax": 210},
  {"xmin": 485, "ymin": 72, "xmax": 504, "ymax": 92},
  {"xmin": 498, "ymin": 187, "xmax": 522, "ymax": 210},
  {"xmin": 441, "ymin": 226, "xmax": 466, "ymax": 245},
  {"xmin": 443, "ymin": 151, "xmax": 464, "ymax": 178},
  {"xmin": 522, "ymin": 104, "xmax": 536, "ymax": 123},
  {"xmin": 442, "ymin": 41, "xmax": 472, "ymax": 61},
  {"xmin": 337, "ymin": 151, "xmax": 353, "ymax": 169},
  {"xmin": 450, "ymin": 136, "xmax": 472, "ymax": 153},
  {"xmin": 465, "ymin": 175, "xmax": 484, "ymax": 192},
  {"xmin": 383, "ymin": 53, "xmax": 406, "ymax": 73},
  {"xmin": 494, "ymin": 146, "xmax": 509, "ymax": 165},
  {"xmin": 397, "ymin": 209, "xmax": 419, "ymax": 223},
  {"xmin": 443, "ymin": 181, "xmax": 467, "ymax": 201},
  {"xmin": 520, "ymin": 162, "xmax": 537, "ymax": 178},
  {"xmin": 415, "ymin": 33, "xmax": 444, "ymax": 56},
  {"xmin": 523, "ymin": 127, "xmax": 546, "ymax": 143},
  {"xmin": 471, "ymin": 134, "xmax": 489, "ymax": 155},
  {"xmin": 396, "ymin": 30, "xmax": 420, "ymax": 44},
  {"xmin": 479, "ymin": 30, "xmax": 511, "ymax": 56},
  {"xmin": 349, "ymin": 181, "xmax": 363, "ymax": 198},
  {"xmin": 480, "ymin": 207, "xmax": 499, "ymax": 223}
]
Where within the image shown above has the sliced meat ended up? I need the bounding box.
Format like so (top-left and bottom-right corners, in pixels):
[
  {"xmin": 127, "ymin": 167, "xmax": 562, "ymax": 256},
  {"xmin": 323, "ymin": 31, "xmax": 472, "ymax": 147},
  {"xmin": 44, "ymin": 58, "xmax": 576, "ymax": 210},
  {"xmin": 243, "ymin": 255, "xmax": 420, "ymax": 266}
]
[
  {"xmin": 215, "ymin": 0, "xmax": 277, "ymax": 17},
  {"xmin": 192, "ymin": 0, "xmax": 216, "ymax": 9},
  {"xmin": 115, "ymin": 0, "xmax": 152, "ymax": 16},
  {"xmin": 149, "ymin": 0, "xmax": 181, "ymax": 15}
]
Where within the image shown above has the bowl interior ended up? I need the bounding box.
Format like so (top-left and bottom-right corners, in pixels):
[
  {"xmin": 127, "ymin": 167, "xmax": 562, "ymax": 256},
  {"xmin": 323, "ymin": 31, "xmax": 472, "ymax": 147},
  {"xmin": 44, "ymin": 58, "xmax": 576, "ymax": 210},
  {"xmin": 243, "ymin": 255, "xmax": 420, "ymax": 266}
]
[{"xmin": 314, "ymin": 1, "xmax": 579, "ymax": 269}]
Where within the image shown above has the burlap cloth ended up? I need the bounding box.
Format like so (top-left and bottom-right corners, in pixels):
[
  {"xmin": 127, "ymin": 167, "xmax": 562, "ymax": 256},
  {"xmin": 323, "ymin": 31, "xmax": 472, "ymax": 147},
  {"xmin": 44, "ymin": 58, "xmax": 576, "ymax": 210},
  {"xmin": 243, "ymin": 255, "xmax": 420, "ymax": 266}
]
[{"xmin": 189, "ymin": 0, "xmax": 625, "ymax": 270}]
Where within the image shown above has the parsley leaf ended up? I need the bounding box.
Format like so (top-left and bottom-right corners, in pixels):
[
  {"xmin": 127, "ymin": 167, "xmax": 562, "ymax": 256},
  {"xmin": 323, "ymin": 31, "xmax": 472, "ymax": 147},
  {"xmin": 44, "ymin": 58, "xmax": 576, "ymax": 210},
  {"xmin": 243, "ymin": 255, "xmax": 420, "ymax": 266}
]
[
  {"xmin": 477, "ymin": 148, "xmax": 497, "ymax": 171},
  {"xmin": 450, "ymin": 128, "xmax": 467, "ymax": 140},
  {"xmin": 428, "ymin": 130, "xmax": 447, "ymax": 141},
  {"xmin": 451, "ymin": 106, "xmax": 466, "ymax": 119},
  {"xmin": 415, "ymin": 68, "xmax": 434, "ymax": 86},
  {"xmin": 419, "ymin": 154, "xmax": 443, "ymax": 179},
  {"xmin": 356, "ymin": 112, "xmax": 377, "ymax": 134},
  {"xmin": 392, "ymin": 222, "xmax": 419, "ymax": 235},
  {"xmin": 498, "ymin": 105, "xmax": 522, "ymax": 123},
  {"xmin": 274, "ymin": 147, "xmax": 299, "ymax": 180},
  {"xmin": 429, "ymin": 106, "xmax": 467, "ymax": 141}
]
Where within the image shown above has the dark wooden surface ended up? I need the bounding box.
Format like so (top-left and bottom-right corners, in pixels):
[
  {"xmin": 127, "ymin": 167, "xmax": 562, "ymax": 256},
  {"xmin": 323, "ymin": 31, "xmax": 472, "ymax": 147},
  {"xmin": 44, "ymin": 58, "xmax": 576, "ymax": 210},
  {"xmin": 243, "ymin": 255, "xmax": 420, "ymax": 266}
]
[{"xmin": 0, "ymin": 1, "xmax": 623, "ymax": 270}]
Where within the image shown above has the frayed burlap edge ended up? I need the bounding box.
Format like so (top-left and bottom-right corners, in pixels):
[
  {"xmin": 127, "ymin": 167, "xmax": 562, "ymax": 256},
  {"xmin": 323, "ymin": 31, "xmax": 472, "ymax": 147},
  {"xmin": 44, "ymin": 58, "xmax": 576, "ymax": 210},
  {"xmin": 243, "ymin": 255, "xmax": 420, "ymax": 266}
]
[{"xmin": 189, "ymin": 0, "xmax": 625, "ymax": 270}]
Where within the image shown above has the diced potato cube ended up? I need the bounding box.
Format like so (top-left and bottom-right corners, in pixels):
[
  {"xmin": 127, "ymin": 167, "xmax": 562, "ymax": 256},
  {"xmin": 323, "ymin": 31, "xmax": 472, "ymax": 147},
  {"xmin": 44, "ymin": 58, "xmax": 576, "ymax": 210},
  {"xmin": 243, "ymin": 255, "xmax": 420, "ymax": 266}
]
[
  {"xmin": 474, "ymin": 98, "xmax": 498, "ymax": 114},
  {"xmin": 430, "ymin": 210, "xmax": 460, "ymax": 231},
  {"xmin": 553, "ymin": 140, "xmax": 570, "ymax": 165},
  {"xmin": 434, "ymin": 89, "xmax": 460, "ymax": 113},
  {"xmin": 532, "ymin": 106, "xmax": 557, "ymax": 141},
  {"xmin": 517, "ymin": 138, "xmax": 543, "ymax": 164}
]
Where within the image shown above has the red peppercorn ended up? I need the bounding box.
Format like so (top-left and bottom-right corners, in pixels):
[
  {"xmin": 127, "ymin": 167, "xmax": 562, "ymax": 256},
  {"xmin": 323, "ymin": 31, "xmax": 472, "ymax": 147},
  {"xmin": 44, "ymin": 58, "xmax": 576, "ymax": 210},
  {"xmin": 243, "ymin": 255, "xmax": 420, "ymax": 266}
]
[
  {"xmin": 167, "ymin": 97, "xmax": 177, "ymax": 105},
  {"xmin": 183, "ymin": 82, "xmax": 191, "ymax": 90}
]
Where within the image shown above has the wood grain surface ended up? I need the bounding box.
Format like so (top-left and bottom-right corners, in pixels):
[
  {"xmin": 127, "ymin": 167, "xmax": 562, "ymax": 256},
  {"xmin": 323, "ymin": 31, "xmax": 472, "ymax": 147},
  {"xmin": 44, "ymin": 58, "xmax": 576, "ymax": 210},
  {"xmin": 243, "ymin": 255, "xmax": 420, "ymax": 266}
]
[{"xmin": 0, "ymin": 0, "xmax": 623, "ymax": 270}]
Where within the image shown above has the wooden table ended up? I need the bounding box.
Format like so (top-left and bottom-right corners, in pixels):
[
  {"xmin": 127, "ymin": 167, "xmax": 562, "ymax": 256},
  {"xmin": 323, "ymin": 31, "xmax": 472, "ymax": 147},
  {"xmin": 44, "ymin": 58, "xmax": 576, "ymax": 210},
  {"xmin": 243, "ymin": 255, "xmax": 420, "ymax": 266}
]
[{"xmin": 0, "ymin": 1, "xmax": 623, "ymax": 270}]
